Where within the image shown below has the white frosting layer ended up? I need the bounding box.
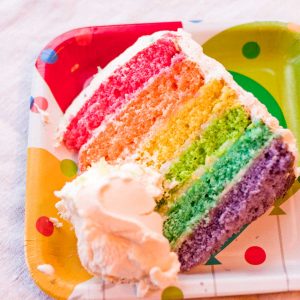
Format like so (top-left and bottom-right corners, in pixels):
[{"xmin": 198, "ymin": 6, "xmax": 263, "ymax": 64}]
[
  {"xmin": 57, "ymin": 30, "xmax": 172, "ymax": 142},
  {"xmin": 55, "ymin": 159, "xmax": 179, "ymax": 295}
]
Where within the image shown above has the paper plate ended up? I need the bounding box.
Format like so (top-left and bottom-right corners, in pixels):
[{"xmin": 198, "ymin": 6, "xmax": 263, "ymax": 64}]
[{"xmin": 25, "ymin": 21, "xmax": 300, "ymax": 299}]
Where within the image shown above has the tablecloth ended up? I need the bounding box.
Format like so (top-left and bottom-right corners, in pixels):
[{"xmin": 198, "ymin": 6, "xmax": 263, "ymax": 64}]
[{"xmin": 0, "ymin": 0, "xmax": 299, "ymax": 299}]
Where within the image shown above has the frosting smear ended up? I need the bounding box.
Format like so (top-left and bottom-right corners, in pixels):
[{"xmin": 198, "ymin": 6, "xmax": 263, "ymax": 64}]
[{"xmin": 55, "ymin": 159, "xmax": 179, "ymax": 297}]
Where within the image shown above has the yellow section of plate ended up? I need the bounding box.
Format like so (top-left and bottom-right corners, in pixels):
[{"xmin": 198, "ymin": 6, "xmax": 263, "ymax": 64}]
[{"xmin": 25, "ymin": 148, "xmax": 91, "ymax": 299}]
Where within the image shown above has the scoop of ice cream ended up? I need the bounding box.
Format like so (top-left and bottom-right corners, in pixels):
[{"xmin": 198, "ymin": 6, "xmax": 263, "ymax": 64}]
[{"xmin": 55, "ymin": 158, "xmax": 180, "ymax": 296}]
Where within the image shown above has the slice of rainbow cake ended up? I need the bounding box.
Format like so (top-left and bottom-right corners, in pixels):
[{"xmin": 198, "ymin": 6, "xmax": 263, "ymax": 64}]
[{"xmin": 58, "ymin": 30, "xmax": 298, "ymax": 271}]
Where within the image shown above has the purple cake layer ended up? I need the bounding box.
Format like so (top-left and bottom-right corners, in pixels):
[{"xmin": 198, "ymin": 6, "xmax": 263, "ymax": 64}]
[{"xmin": 178, "ymin": 137, "xmax": 295, "ymax": 271}]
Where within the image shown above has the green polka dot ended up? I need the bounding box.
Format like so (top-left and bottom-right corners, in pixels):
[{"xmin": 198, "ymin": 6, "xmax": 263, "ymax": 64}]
[
  {"xmin": 161, "ymin": 286, "xmax": 184, "ymax": 300},
  {"xmin": 297, "ymin": 176, "xmax": 300, "ymax": 183},
  {"xmin": 60, "ymin": 159, "xmax": 78, "ymax": 177},
  {"xmin": 242, "ymin": 41, "xmax": 260, "ymax": 59}
]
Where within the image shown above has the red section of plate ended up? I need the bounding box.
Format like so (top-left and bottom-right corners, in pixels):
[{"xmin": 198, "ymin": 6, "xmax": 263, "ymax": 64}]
[{"xmin": 35, "ymin": 22, "xmax": 182, "ymax": 113}]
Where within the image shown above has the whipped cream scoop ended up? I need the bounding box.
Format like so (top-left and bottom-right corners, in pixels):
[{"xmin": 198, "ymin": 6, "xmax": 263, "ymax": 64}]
[{"xmin": 55, "ymin": 158, "xmax": 180, "ymax": 297}]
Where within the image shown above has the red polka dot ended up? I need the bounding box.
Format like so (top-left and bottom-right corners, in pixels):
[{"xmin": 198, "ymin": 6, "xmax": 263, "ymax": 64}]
[
  {"xmin": 244, "ymin": 246, "xmax": 266, "ymax": 265},
  {"xmin": 30, "ymin": 97, "xmax": 48, "ymax": 113},
  {"xmin": 36, "ymin": 216, "xmax": 54, "ymax": 237}
]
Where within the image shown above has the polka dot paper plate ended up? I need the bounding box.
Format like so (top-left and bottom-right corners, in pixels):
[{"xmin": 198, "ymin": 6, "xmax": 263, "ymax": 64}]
[{"xmin": 25, "ymin": 21, "xmax": 300, "ymax": 299}]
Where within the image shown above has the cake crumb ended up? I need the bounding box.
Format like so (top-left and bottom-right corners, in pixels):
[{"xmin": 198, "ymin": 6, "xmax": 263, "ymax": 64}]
[
  {"xmin": 37, "ymin": 264, "xmax": 55, "ymax": 276},
  {"xmin": 49, "ymin": 217, "xmax": 63, "ymax": 228}
]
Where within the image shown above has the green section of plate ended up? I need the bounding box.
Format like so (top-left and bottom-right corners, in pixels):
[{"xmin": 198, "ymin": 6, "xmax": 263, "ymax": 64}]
[{"xmin": 203, "ymin": 21, "xmax": 300, "ymax": 162}]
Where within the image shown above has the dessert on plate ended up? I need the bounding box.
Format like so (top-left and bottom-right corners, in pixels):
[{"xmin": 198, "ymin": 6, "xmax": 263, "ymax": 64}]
[{"xmin": 55, "ymin": 29, "xmax": 298, "ymax": 294}]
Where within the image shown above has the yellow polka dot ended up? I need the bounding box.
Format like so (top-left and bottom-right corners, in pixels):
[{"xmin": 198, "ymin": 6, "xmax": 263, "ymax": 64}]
[
  {"xmin": 161, "ymin": 286, "xmax": 184, "ymax": 300},
  {"xmin": 60, "ymin": 159, "xmax": 78, "ymax": 177}
]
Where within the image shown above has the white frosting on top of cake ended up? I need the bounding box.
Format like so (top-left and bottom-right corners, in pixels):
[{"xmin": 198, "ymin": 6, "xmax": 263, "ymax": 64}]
[
  {"xmin": 56, "ymin": 30, "xmax": 172, "ymax": 142},
  {"xmin": 54, "ymin": 159, "xmax": 179, "ymax": 296}
]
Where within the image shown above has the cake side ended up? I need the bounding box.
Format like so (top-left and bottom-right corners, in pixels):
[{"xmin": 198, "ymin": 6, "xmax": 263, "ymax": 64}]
[
  {"xmin": 77, "ymin": 29, "xmax": 298, "ymax": 172},
  {"xmin": 79, "ymin": 29, "xmax": 298, "ymax": 270},
  {"xmin": 177, "ymin": 137, "xmax": 295, "ymax": 270},
  {"xmin": 78, "ymin": 58, "xmax": 205, "ymax": 170},
  {"xmin": 58, "ymin": 31, "xmax": 181, "ymax": 150}
]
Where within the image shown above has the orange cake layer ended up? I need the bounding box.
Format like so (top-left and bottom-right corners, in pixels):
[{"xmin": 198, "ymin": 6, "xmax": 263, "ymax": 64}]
[
  {"xmin": 79, "ymin": 59, "xmax": 204, "ymax": 171},
  {"xmin": 138, "ymin": 80, "xmax": 238, "ymax": 169}
]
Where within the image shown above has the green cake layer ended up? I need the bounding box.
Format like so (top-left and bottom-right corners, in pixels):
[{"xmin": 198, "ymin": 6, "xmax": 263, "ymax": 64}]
[
  {"xmin": 157, "ymin": 106, "xmax": 251, "ymax": 213},
  {"xmin": 165, "ymin": 106, "xmax": 251, "ymax": 184},
  {"xmin": 163, "ymin": 121, "xmax": 274, "ymax": 246}
]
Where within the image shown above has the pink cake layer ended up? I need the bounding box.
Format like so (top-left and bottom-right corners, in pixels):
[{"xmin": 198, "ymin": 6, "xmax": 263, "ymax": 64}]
[{"xmin": 62, "ymin": 37, "xmax": 180, "ymax": 151}]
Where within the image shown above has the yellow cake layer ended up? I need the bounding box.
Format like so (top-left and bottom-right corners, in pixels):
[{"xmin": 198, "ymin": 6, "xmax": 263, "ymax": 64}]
[{"xmin": 137, "ymin": 80, "xmax": 238, "ymax": 169}]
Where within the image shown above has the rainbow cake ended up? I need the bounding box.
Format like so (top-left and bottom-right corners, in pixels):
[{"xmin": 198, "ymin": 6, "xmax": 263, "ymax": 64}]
[{"xmin": 57, "ymin": 30, "xmax": 298, "ymax": 272}]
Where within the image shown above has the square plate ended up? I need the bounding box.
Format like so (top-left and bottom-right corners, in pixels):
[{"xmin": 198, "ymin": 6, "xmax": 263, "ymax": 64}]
[{"xmin": 26, "ymin": 21, "xmax": 300, "ymax": 299}]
